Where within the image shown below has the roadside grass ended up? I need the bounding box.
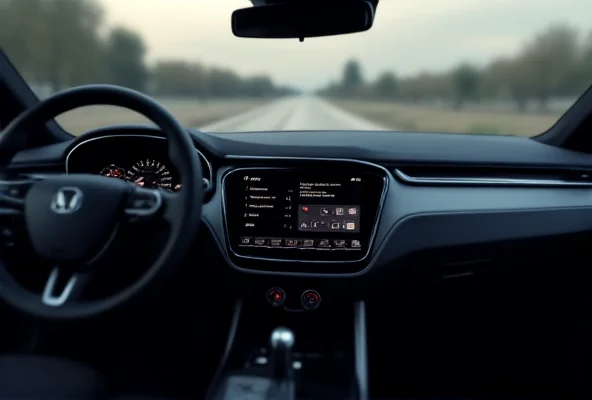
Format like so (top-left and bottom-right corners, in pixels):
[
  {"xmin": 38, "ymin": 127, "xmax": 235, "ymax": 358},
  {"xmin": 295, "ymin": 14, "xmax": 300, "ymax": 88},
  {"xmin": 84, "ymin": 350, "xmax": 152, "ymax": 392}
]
[
  {"xmin": 331, "ymin": 100, "xmax": 561, "ymax": 137},
  {"xmin": 55, "ymin": 98, "xmax": 268, "ymax": 136}
]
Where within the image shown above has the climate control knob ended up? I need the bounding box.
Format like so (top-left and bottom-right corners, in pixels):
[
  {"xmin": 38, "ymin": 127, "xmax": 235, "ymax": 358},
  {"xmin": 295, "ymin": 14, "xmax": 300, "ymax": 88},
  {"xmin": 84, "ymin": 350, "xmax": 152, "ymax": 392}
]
[
  {"xmin": 267, "ymin": 287, "xmax": 286, "ymax": 307},
  {"xmin": 301, "ymin": 290, "xmax": 321, "ymax": 310}
]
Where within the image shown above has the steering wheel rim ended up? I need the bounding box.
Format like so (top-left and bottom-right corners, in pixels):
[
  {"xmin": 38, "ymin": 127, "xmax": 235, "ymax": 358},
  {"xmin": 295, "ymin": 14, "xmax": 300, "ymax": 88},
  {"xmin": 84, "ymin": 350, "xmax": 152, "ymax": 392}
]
[{"xmin": 0, "ymin": 84, "xmax": 203, "ymax": 319}]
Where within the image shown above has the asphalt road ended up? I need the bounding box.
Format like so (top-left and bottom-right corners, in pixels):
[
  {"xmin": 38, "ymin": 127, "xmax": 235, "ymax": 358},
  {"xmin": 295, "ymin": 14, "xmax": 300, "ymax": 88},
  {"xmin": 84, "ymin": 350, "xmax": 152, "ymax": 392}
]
[{"xmin": 199, "ymin": 95, "xmax": 389, "ymax": 132}]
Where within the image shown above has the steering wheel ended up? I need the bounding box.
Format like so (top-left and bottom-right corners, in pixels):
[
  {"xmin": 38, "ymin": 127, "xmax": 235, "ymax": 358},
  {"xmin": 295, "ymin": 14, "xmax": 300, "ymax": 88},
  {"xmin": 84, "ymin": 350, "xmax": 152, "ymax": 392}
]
[{"xmin": 0, "ymin": 85, "xmax": 203, "ymax": 319}]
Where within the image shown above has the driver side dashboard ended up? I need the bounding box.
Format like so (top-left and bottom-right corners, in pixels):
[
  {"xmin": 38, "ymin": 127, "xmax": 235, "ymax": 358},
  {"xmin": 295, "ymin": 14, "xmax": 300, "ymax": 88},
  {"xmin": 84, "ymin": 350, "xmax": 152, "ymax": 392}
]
[
  {"xmin": 25, "ymin": 127, "xmax": 592, "ymax": 281},
  {"xmin": 64, "ymin": 131, "xmax": 391, "ymax": 275}
]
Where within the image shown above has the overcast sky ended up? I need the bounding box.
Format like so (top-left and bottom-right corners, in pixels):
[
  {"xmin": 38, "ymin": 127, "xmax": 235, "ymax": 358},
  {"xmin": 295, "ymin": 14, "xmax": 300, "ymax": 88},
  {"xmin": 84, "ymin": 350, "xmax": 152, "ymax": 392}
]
[{"xmin": 101, "ymin": 0, "xmax": 592, "ymax": 90}]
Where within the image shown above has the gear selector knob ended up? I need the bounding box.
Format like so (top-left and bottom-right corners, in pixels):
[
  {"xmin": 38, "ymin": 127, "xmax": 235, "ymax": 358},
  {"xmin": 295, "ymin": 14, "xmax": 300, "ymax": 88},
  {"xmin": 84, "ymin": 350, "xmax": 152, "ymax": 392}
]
[{"xmin": 269, "ymin": 327, "xmax": 295, "ymax": 380}]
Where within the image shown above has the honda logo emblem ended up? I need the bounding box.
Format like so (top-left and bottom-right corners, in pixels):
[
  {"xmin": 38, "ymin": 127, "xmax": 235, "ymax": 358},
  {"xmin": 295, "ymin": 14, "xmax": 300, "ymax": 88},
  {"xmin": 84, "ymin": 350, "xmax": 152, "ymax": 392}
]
[{"xmin": 50, "ymin": 187, "xmax": 83, "ymax": 214}]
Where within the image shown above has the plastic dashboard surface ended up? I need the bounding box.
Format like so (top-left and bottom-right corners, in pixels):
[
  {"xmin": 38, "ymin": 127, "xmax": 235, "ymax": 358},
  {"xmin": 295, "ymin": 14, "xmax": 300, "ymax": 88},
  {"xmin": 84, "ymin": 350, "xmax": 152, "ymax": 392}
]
[
  {"xmin": 9, "ymin": 126, "xmax": 592, "ymax": 277},
  {"xmin": 202, "ymin": 162, "xmax": 592, "ymax": 277}
]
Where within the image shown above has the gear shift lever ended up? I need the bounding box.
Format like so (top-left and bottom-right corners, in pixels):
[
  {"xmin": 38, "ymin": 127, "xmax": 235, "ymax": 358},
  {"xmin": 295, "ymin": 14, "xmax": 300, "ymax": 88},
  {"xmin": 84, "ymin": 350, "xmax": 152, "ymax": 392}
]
[
  {"xmin": 269, "ymin": 327, "xmax": 295, "ymax": 380},
  {"xmin": 208, "ymin": 327, "xmax": 296, "ymax": 400}
]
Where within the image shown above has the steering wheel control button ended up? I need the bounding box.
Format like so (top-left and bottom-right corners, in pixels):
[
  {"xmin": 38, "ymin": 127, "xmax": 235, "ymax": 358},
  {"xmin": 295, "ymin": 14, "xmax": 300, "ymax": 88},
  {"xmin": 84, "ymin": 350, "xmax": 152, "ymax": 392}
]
[
  {"xmin": 125, "ymin": 189, "xmax": 162, "ymax": 217},
  {"xmin": 0, "ymin": 179, "xmax": 33, "ymax": 207},
  {"xmin": 267, "ymin": 287, "xmax": 286, "ymax": 307},
  {"xmin": 1, "ymin": 227, "xmax": 15, "ymax": 247},
  {"xmin": 301, "ymin": 290, "xmax": 321, "ymax": 311},
  {"xmin": 7, "ymin": 184, "xmax": 27, "ymax": 198}
]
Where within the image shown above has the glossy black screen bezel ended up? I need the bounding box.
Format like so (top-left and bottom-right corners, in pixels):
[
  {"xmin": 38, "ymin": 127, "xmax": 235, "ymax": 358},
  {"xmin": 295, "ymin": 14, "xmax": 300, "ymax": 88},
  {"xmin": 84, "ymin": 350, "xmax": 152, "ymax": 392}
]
[{"xmin": 222, "ymin": 167, "xmax": 386, "ymax": 265}]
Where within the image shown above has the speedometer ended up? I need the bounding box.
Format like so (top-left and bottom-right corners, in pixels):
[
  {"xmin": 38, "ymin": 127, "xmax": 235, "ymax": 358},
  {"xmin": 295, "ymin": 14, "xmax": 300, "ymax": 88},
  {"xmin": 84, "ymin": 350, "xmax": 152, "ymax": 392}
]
[{"xmin": 124, "ymin": 159, "xmax": 174, "ymax": 190}]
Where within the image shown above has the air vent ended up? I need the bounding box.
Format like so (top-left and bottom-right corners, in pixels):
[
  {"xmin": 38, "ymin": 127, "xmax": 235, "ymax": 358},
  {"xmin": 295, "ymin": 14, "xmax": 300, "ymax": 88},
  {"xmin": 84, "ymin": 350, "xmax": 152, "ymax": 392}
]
[{"xmin": 394, "ymin": 166, "xmax": 592, "ymax": 187}]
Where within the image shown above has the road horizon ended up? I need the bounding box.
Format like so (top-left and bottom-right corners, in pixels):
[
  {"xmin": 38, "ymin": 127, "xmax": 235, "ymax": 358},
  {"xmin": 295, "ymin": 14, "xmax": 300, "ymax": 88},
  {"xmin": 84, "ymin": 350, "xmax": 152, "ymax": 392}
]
[{"xmin": 199, "ymin": 96, "xmax": 390, "ymax": 132}]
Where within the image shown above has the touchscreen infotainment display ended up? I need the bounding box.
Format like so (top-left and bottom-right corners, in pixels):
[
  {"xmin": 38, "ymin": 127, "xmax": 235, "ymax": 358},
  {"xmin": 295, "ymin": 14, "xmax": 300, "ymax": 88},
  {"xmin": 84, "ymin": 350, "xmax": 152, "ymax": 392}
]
[{"xmin": 223, "ymin": 168, "xmax": 385, "ymax": 262}]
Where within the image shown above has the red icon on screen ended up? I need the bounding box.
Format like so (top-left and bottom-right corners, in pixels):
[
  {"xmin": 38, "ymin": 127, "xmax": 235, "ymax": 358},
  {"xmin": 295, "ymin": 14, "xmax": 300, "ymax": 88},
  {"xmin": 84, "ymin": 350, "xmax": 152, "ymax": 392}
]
[{"xmin": 302, "ymin": 206, "xmax": 309, "ymax": 212}]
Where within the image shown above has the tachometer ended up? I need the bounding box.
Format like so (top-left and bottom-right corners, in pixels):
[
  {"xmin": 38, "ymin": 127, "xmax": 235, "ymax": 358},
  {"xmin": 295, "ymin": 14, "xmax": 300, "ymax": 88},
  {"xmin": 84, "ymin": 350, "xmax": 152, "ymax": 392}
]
[
  {"xmin": 99, "ymin": 164, "xmax": 125, "ymax": 179},
  {"xmin": 125, "ymin": 159, "xmax": 174, "ymax": 190}
]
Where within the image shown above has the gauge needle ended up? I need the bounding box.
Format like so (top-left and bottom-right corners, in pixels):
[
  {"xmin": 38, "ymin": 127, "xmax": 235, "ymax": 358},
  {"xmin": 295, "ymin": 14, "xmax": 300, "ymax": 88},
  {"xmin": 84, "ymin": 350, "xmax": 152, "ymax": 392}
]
[{"xmin": 134, "ymin": 177, "xmax": 145, "ymax": 187}]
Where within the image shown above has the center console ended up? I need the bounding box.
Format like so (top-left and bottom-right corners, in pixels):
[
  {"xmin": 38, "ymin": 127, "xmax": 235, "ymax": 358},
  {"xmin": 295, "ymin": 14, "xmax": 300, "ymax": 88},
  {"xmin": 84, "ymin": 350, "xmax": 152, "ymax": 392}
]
[
  {"xmin": 222, "ymin": 164, "xmax": 387, "ymax": 273},
  {"xmin": 212, "ymin": 162, "xmax": 377, "ymax": 398},
  {"xmin": 206, "ymin": 300, "xmax": 368, "ymax": 400}
]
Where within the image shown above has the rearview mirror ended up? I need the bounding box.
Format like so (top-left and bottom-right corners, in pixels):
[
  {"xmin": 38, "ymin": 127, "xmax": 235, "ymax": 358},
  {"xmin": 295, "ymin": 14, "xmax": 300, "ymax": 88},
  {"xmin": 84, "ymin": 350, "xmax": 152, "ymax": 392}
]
[{"xmin": 232, "ymin": 1, "xmax": 375, "ymax": 39}]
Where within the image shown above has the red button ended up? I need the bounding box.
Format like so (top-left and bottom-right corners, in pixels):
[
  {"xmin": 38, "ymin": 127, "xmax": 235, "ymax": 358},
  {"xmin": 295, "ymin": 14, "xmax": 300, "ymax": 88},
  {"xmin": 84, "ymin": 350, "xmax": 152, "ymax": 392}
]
[
  {"xmin": 301, "ymin": 290, "xmax": 321, "ymax": 310},
  {"xmin": 267, "ymin": 287, "xmax": 285, "ymax": 307}
]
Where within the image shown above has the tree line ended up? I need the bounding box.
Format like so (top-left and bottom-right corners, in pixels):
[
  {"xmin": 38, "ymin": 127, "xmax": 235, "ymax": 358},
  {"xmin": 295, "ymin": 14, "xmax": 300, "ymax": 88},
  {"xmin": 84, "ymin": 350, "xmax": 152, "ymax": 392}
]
[
  {"xmin": 0, "ymin": 0, "xmax": 296, "ymax": 98},
  {"xmin": 320, "ymin": 24, "xmax": 592, "ymax": 112}
]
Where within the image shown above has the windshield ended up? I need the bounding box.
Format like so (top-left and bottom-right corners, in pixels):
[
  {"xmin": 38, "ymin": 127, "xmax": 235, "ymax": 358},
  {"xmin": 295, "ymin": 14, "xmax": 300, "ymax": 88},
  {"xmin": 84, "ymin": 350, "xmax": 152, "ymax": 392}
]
[{"xmin": 1, "ymin": 0, "xmax": 591, "ymax": 137}]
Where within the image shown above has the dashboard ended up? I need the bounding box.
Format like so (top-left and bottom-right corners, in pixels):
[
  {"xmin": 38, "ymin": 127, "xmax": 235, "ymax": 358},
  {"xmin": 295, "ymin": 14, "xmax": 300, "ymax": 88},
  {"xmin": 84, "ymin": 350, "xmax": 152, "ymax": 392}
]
[
  {"xmin": 63, "ymin": 131, "xmax": 390, "ymax": 274},
  {"xmin": 10, "ymin": 126, "xmax": 592, "ymax": 280}
]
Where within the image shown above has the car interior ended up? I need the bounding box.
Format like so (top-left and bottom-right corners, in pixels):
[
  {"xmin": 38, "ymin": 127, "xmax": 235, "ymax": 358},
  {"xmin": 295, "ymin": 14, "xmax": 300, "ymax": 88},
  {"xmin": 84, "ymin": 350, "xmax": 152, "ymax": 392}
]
[{"xmin": 1, "ymin": 0, "xmax": 592, "ymax": 399}]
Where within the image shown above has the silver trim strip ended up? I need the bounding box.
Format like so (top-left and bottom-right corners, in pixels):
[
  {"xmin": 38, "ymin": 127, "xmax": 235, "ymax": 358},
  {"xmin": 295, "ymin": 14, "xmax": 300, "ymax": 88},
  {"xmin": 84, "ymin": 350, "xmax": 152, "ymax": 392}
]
[
  {"xmin": 221, "ymin": 158, "xmax": 389, "ymax": 264},
  {"xmin": 354, "ymin": 301, "xmax": 369, "ymax": 400},
  {"xmin": 394, "ymin": 168, "xmax": 592, "ymax": 187},
  {"xmin": 42, "ymin": 268, "xmax": 78, "ymax": 307},
  {"xmin": 64, "ymin": 134, "xmax": 213, "ymax": 185}
]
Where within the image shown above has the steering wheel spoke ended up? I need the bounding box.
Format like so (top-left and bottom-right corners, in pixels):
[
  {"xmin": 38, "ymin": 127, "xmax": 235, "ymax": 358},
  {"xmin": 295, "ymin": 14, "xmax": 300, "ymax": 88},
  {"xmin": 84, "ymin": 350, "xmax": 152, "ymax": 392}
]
[
  {"xmin": 41, "ymin": 267, "xmax": 92, "ymax": 307},
  {"xmin": 124, "ymin": 187, "xmax": 164, "ymax": 220},
  {"xmin": 161, "ymin": 191, "xmax": 184, "ymax": 224},
  {"xmin": 0, "ymin": 178, "xmax": 35, "ymax": 212}
]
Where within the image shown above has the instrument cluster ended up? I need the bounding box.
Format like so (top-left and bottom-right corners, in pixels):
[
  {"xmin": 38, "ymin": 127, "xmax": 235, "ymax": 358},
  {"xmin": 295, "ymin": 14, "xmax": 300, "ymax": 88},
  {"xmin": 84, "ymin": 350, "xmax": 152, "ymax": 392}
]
[
  {"xmin": 100, "ymin": 160, "xmax": 182, "ymax": 191},
  {"xmin": 66, "ymin": 134, "xmax": 212, "ymax": 192}
]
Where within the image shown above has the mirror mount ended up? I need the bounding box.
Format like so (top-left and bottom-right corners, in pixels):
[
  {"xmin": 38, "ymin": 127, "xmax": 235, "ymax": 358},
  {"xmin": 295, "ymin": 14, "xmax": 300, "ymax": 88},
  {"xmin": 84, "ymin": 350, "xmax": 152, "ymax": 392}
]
[{"xmin": 232, "ymin": 0, "xmax": 378, "ymax": 40}]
